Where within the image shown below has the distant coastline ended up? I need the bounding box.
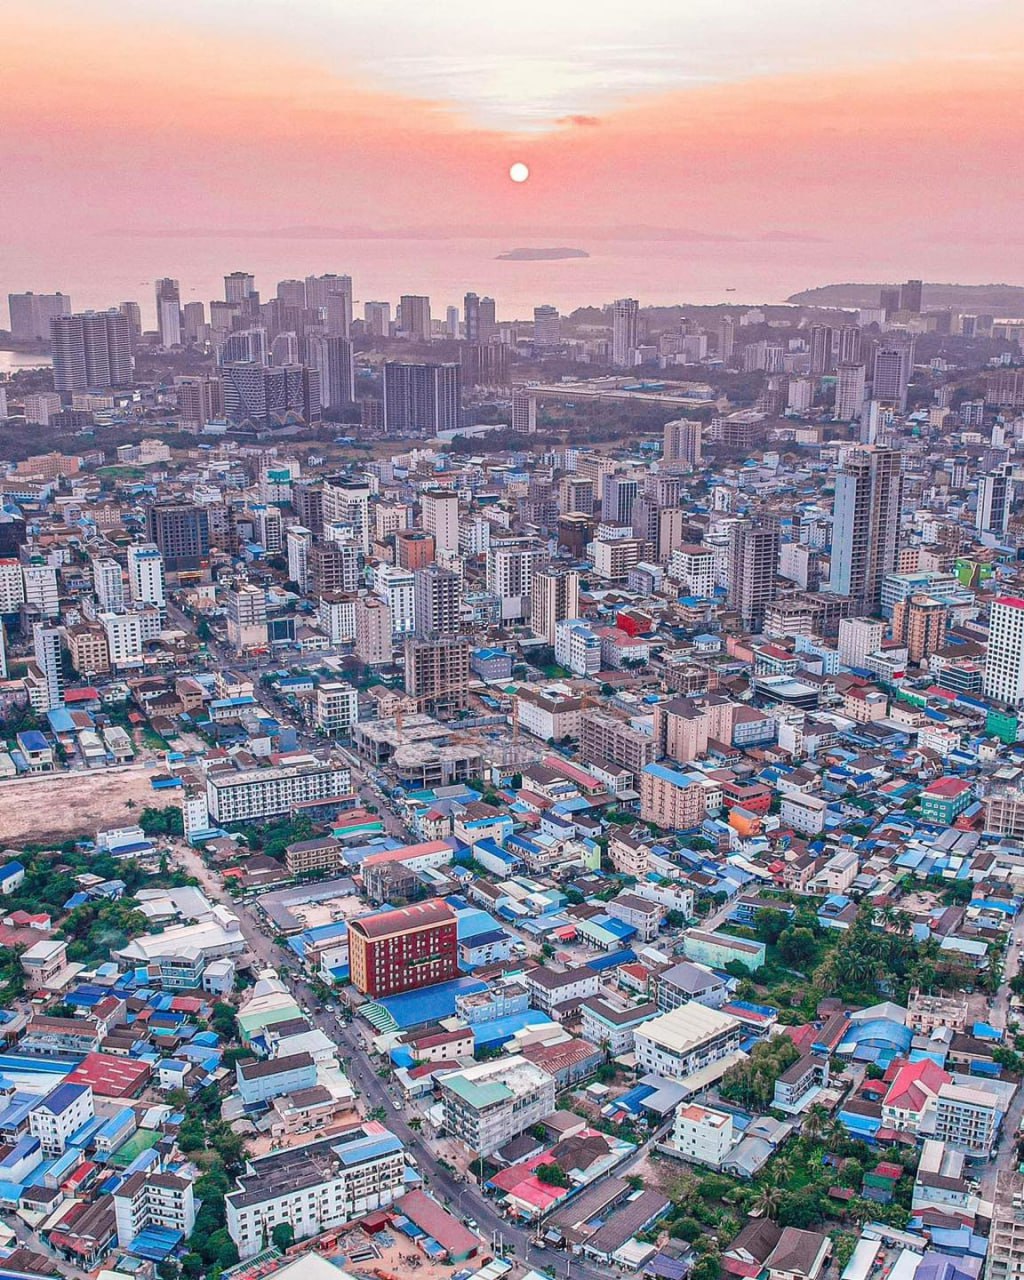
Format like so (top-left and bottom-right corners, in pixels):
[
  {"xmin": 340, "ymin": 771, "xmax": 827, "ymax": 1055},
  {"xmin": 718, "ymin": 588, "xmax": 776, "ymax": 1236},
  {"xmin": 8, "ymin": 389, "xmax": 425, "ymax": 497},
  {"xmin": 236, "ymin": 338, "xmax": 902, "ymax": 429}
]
[{"xmin": 496, "ymin": 247, "xmax": 589, "ymax": 261}]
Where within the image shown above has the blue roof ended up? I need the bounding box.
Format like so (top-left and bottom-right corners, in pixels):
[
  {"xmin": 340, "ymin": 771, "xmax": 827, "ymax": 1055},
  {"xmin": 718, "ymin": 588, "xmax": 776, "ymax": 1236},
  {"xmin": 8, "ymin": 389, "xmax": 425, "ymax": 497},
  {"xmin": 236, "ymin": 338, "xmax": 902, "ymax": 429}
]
[
  {"xmin": 373, "ymin": 976, "xmax": 488, "ymax": 1030},
  {"xmin": 38, "ymin": 1083, "xmax": 90, "ymax": 1115},
  {"xmin": 16, "ymin": 730, "xmax": 48, "ymax": 752}
]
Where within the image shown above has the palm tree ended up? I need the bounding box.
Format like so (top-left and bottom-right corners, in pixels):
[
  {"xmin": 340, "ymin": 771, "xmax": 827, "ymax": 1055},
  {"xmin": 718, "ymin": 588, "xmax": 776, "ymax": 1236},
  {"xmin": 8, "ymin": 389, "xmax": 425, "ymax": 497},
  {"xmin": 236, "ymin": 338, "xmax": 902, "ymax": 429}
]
[
  {"xmin": 752, "ymin": 1184, "xmax": 783, "ymax": 1220},
  {"xmin": 771, "ymin": 1156, "xmax": 794, "ymax": 1188},
  {"xmin": 802, "ymin": 1103, "xmax": 830, "ymax": 1144}
]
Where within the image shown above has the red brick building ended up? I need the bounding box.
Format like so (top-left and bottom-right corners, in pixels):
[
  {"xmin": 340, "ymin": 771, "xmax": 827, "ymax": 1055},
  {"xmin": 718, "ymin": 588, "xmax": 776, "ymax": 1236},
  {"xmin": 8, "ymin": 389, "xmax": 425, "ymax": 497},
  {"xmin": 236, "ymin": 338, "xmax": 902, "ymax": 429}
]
[{"xmin": 348, "ymin": 898, "xmax": 459, "ymax": 999}]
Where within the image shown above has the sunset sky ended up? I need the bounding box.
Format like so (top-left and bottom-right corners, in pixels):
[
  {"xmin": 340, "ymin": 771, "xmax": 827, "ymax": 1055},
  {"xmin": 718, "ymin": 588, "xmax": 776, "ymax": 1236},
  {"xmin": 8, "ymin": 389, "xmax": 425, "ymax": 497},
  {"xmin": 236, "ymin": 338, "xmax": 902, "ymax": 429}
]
[{"xmin": 3, "ymin": 0, "xmax": 1023, "ymax": 310}]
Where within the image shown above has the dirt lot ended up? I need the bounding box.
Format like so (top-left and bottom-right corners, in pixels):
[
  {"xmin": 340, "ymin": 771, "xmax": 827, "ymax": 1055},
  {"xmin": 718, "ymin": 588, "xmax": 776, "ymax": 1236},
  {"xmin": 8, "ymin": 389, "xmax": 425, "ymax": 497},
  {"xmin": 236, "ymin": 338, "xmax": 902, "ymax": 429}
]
[{"xmin": 0, "ymin": 764, "xmax": 163, "ymax": 844}]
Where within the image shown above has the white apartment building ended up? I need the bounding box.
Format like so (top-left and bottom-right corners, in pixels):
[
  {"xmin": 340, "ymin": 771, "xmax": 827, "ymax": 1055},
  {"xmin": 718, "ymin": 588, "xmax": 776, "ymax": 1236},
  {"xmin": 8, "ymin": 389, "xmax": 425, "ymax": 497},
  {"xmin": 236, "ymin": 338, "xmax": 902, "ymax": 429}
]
[
  {"xmin": 226, "ymin": 1127, "xmax": 407, "ymax": 1260},
  {"xmin": 373, "ymin": 563, "xmax": 415, "ymax": 635},
  {"xmin": 286, "ymin": 525, "xmax": 313, "ymax": 592},
  {"xmin": 29, "ymin": 1083, "xmax": 94, "ymax": 1156},
  {"xmin": 986, "ymin": 598, "xmax": 1024, "ymax": 708},
  {"xmin": 780, "ymin": 792, "xmax": 829, "ymax": 835},
  {"xmin": 323, "ymin": 476, "xmax": 371, "ymax": 552},
  {"xmin": 633, "ymin": 1003, "xmax": 743, "ymax": 1081},
  {"xmin": 838, "ymin": 617, "xmax": 886, "ymax": 671},
  {"xmin": 31, "ymin": 624, "xmax": 64, "ymax": 711},
  {"xmin": 206, "ymin": 762, "xmax": 352, "ymax": 824},
  {"xmin": 555, "ymin": 619, "xmax": 601, "ymax": 676},
  {"xmin": 315, "ymin": 682, "xmax": 359, "ymax": 737},
  {"xmin": 933, "ymin": 1083, "xmax": 1000, "ymax": 1156},
  {"xmin": 114, "ymin": 1171, "xmax": 196, "ymax": 1247},
  {"xmin": 127, "ymin": 544, "xmax": 166, "ymax": 611},
  {"xmin": 100, "ymin": 611, "xmax": 145, "ymax": 670},
  {"xmin": 670, "ymin": 546, "xmax": 716, "ymax": 598},
  {"xmin": 671, "ymin": 1103, "xmax": 734, "ymax": 1167},
  {"xmin": 438, "ymin": 1056, "xmax": 556, "ymax": 1157},
  {"xmin": 23, "ymin": 564, "xmax": 59, "ymax": 618},
  {"xmin": 319, "ymin": 593, "xmax": 357, "ymax": 643},
  {"xmin": 0, "ymin": 559, "xmax": 25, "ymax": 614},
  {"xmin": 93, "ymin": 558, "xmax": 125, "ymax": 611},
  {"xmin": 487, "ymin": 539, "xmax": 543, "ymax": 622}
]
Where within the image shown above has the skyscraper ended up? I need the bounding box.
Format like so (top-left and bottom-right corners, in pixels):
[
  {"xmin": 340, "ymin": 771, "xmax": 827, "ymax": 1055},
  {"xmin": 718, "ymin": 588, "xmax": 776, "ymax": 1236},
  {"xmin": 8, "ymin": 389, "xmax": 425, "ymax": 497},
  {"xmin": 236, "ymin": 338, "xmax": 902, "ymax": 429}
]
[
  {"xmin": 383, "ymin": 361, "xmax": 460, "ymax": 435},
  {"xmin": 399, "ymin": 295, "xmax": 432, "ymax": 341},
  {"xmin": 8, "ymin": 291, "xmax": 71, "ymax": 341},
  {"xmin": 872, "ymin": 338, "xmax": 915, "ymax": 411},
  {"xmin": 32, "ymin": 624, "xmax": 64, "ymax": 712},
  {"xmin": 127, "ymin": 544, "xmax": 166, "ymax": 611},
  {"xmin": 977, "ymin": 464, "xmax": 1013, "ymax": 537},
  {"xmin": 809, "ymin": 325, "xmax": 836, "ymax": 375},
  {"xmin": 218, "ymin": 327, "xmax": 268, "ymax": 367},
  {"xmin": 464, "ymin": 293, "xmax": 481, "ymax": 343},
  {"xmin": 663, "ymin": 418, "xmax": 702, "ymax": 468},
  {"xmin": 276, "ymin": 279, "xmax": 306, "ymax": 308},
  {"xmin": 421, "ymin": 489, "xmax": 460, "ymax": 555},
  {"xmin": 529, "ymin": 567, "xmax": 580, "ymax": 644},
  {"xmin": 146, "ymin": 502, "xmax": 211, "ymax": 572},
  {"xmin": 603, "ymin": 474, "xmax": 639, "ymax": 525},
  {"xmin": 414, "ymin": 564, "xmax": 462, "ymax": 638},
  {"xmin": 307, "ymin": 334, "xmax": 355, "ymax": 412},
  {"xmin": 220, "ymin": 363, "xmax": 321, "ymax": 429},
  {"xmin": 985, "ymin": 598, "xmax": 1024, "ymax": 708},
  {"xmin": 224, "ymin": 271, "xmax": 256, "ymax": 304},
  {"xmin": 533, "ymin": 305, "xmax": 561, "ymax": 349},
  {"xmin": 830, "ymin": 446, "xmax": 903, "ymax": 615},
  {"xmin": 899, "ymin": 279, "xmax": 923, "ymax": 314},
  {"xmin": 717, "ymin": 316, "xmax": 735, "ymax": 363},
  {"xmin": 154, "ymin": 278, "xmax": 182, "ymax": 347},
  {"xmin": 511, "ymin": 390, "xmax": 537, "ymax": 434},
  {"xmin": 728, "ymin": 520, "xmax": 780, "ymax": 633},
  {"xmin": 364, "ymin": 301, "xmax": 391, "ymax": 338},
  {"xmin": 837, "ymin": 325, "xmax": 863, "ymax": 364},
  {"xmin": 487, "ymin": 538, "xmax": 543, "ymax": 622},
  {"xmin": 51, "ymin": 310, "xmax": 133, "ymax": 391},
  {"xmin": 611, "ymin": 298, "xmax": 639, "ymax": 368},
  {"xmin": 834, "ymin": 364, "xmax": 867, "ymax": 421},
  {"xmin": 182, "ymin": 303, "xmax": 207, "ymax": 345}
]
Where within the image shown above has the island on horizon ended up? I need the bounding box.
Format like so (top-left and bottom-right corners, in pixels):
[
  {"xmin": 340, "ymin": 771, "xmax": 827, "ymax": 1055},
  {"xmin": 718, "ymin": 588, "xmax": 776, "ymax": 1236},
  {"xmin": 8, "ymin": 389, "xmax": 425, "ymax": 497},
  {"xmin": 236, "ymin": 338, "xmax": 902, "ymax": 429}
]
[{"xmin": 496, "ymin": 246, "xmax": 589, "ymax": 260}]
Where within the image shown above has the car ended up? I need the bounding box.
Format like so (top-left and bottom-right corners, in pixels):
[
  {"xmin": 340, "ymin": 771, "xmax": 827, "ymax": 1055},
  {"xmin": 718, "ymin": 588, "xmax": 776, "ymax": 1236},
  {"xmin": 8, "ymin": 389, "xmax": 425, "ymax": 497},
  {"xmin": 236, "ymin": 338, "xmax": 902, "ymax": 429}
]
[{"xmin": 465, "ymin": 1218, "xmax": 478, "ymax": 1231}]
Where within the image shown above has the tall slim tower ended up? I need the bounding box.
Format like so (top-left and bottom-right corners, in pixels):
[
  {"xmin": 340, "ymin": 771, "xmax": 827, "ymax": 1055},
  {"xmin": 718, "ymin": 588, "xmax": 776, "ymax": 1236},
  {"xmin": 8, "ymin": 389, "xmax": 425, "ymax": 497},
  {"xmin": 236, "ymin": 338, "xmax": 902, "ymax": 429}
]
[
  {"xmin": 414, "ymin": 565, "xmax": 462, "ymax": 638},
  {"xmin": 155, "ymin": 278, "xmax": 182, "ymax": 347},
  {"xmin": 728, "ymin": 520, "xmax": 780, "ymax": 633},
  {"xmin": 611, "ymin": 298, "xmax": 639, "ymax": 368},
  {"xmin": 872, "ymin": 338, "xmax": 915, "ymax": 411},
  {"xmin": 529, "ymin": 568, "xmax": 580, "ymax": 644},
  {"xmin": 978, "ymin": 464, "xmax": 1014, "ymax": 537},
  {"xmin": 830, "ymin": 447, "xmax": 903, "ymax": 615}
]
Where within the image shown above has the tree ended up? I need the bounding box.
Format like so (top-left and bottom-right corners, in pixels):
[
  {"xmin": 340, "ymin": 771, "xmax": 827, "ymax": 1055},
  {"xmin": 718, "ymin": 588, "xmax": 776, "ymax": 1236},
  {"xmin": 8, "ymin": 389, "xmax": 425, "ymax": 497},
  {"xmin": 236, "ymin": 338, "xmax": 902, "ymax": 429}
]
[
  {"xmin": 755, "ymin": 909, "xmax": 790, "ymax": 946},
  {"xmin": 272, "ymin": 1223, "xmax": 295, "ymax": 1250},
  {"xmin": 204, "ymin": 1230, "xmax": 239, "ymax": 1270},
  {"xmin": 801, "ymin": 1103, "xmax": 830, "ymax": 1145},
  {"xmin": 752, "ymin": 1185, "xmax": 782, "ymax": 1220},
  {"xmin": 778, "ymin": 927, "xmax": 817, "ymax": 968},
  {"xmin": 536, "ymin": 1162, "xmax": 570, "ymax": 1187}
]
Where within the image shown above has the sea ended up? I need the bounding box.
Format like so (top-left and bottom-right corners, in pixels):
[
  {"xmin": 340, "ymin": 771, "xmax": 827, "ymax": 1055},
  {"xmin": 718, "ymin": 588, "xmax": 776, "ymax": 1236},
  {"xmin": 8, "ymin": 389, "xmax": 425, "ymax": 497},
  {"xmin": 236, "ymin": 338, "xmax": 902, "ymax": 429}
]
[{"xmin": 1, "ymin": 232, "xmax": 1020, "ymax": 326}]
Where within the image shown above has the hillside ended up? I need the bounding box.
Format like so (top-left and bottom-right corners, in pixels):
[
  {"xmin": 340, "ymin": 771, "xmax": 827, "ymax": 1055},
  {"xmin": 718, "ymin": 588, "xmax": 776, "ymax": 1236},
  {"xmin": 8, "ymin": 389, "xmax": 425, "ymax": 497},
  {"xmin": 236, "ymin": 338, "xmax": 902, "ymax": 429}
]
[{"xmin": 787, "ymin": 282, "xmax": 1024, "ymax": 311}]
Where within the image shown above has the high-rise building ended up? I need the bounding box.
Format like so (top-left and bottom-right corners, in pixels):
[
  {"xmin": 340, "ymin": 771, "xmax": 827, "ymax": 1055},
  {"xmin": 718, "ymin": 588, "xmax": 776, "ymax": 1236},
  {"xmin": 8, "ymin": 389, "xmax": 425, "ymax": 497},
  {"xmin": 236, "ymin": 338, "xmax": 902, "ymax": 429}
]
[
  {"xmin": 307, "ymin": 334, "xmax": 354, "ymax": 412},
  {"xmin": 364, "ymin": 301, "xmax": 391, "ymax": 338},
  {"xmin": 93, "ymin": 558, "xmax": 124, "ymax": 612},
  {"xmin": 154, "ymin": 278, "xmax": 182, "ymax": 347},
  {"xmin": 8, "ymin": 291, "xmax": 71, "ymax": 341},
  {"xmin": 285, "ymin": 525, "xmax": 313, "ymax": 593},
  {"xmin": 220, "ymin": 363, "xmax": 321, "ymax": 429},
  {"xmin": 224, "ymin": 271, "xmax": 256, "ymax": 304},
  {"xmin": 293, "ymin": 481, "xmax": 324, "ymax": 537},
  {"xmin": 322, "ymin": 475, "xmax": 370, "ymax": 554},
  {"xmin": 603, "ymin": 474, "xmax": 639, "ymax": 525},
  {"xmin": 120, "ymin": 300, "xmax": 142, "ymax": 343},
  {"xmin": 487, "ymin": 538, "xmax": 543, "ymax": 622},
  {"xmin": 174, "ymin": 375, "xmax": 222, "ymax": 429},
  {"xmin": 414, "ymin": 564, "xmax": 461, "ymax": 638},
  {"xmin": 127, "ymin": 544, "xmax": 165, "ymax": 611},
  {"xmin": 830, "ymin": 447, "xmax": 903, "ymax": 615},
  {"xmin": 276, "ymin": 279, "xmax": 306, "ymax": 308},
  {"xmin": 511, "ymin": 390, "xmax": 537, "ymax": 433},
  {"xmin": 835, "ymin": 363, "xmax": 867, "ymax": 421},
  {"xmin": 611, "ymin": 298, "xmax": 639, "ymax": 368},
  {"xmin": 899, "ymin": 279, "xmax": 923, "ymax": 314},
  {"xmin": 559, "ymin": 475, "xmax": 595, "ymax": 516},
  {"xmin": 872, "ymin": 337, "xmax": 915, "ymax": 411},
  {"xmin": 977, "ymin": 464, "xmax": 1013, "ymax": 537},
  {"xmin": 355, "ymin": 596, "xmax": 392, "ymax": 666},
  {"xmin": 891, "ymin": 593, "xmax": 946, "ymax": 665},
  {"xmin": 421, "ymin": 488, "xmax": 459, "ymax": 555},
  {"xmin": 809, "ymin": 325, "xmax": 836, "ymax": 375},
  {"xmin": 663, "ymin": 419, "xmax": 702, "ymax": 468},
  {"xmin": 529, "ymin": 567, "xmax": 580, "ymax": 644},
  {"xmin": 226, "ymin": 583, "xmax": 268, "ymax": 653},
  {"xmin": 270, "ymin": 331, "xmax": 299, "ymax": 366},
  {"xmin": 728, "ymin": 520, "xmax": 780, "ymax": 633},
  {"xmin": 383, "ymin": 361, "xmax": 460, "ymax": 435},
  {"xmin": 218, "ymin": 327, "xmax": 268, "ymax": 366},
  {"xmin": 32, "ymin": 624, "xmax": 64, "ymax": 712},
  {"xmin": 399, "ymin": 295, "xmax": 432, "ymax": 341},
  {"xmin": 717, "ymin": 316, "xmax": 735, "ymax": 363},
  {"xmin": 373, "ymin": 563, "xmax": 415, "ymax": 635},
  {"xmin": 533, "ymin": 305, "xmax": 561, "ymax": 349},
  {"xmin": 51, "ymin": 310, "xmax": 133, "ymax": 391},
  {"xmin": 146, "ymin": 502, "xmax": 211, "ymax": 573},
  {"xmin": 464, "ymin": 293, "xmax": 481, "ymax": 343},
  {"xmin": 395, "ymin": 530, "xmax": 436, "ymax": 570},
  {"xmin": 837, "ymin": 325, "xmax": 862, "ymax": 364},
  {"xmin": 348, "ymin": 899, "xmax": 459, "ymax": 999},
  {"xmin": 403, "ymin": 634, "xmax": 470, "ymax": 715},
  {"xmin": 985, "ymin": 598, "xmax": 1024, "ymax": 708}
]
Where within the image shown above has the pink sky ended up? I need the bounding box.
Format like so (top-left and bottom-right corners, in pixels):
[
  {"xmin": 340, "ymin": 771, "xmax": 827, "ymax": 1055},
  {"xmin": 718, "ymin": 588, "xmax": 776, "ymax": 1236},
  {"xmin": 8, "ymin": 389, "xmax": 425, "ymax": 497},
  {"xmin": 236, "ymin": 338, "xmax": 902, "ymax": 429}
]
[{"xmin": 3, "ymin": 3, "xmax": 1023, "ymax": 262}]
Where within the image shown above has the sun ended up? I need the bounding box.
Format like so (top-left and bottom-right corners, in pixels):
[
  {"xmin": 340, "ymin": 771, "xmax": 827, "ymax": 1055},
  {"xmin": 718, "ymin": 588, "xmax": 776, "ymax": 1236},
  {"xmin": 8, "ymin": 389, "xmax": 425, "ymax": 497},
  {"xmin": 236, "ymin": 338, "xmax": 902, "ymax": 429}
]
[{"xmin": 508, "ymin": 162, "xmax": 530, "ymax": 183}]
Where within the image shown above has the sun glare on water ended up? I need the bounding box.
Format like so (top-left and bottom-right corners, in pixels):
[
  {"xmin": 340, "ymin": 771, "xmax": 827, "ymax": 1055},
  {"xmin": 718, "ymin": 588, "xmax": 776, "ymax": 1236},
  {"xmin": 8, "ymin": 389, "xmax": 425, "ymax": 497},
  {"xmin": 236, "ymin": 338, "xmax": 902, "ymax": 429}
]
[{"xmin": 509, "ymin": 162, "xmax": 530, "ymax": 183}]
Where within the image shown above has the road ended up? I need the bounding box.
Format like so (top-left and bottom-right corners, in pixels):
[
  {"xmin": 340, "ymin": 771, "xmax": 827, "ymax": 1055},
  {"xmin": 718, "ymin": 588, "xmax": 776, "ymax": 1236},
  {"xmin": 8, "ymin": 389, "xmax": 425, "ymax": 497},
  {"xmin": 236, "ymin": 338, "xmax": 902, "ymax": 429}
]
[{"xmin": 978, "ymin": 909, "xmax": 1024, "ymax": 1201}]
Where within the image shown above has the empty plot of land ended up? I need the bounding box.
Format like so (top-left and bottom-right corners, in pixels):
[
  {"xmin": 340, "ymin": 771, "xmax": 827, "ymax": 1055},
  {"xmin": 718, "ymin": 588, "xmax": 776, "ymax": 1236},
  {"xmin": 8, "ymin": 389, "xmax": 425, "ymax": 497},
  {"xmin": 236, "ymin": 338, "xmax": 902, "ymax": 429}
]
[{"xmin": 0, "ymin": 766, "xmax": 162, "ymax": 844}]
